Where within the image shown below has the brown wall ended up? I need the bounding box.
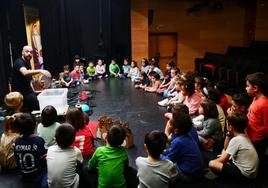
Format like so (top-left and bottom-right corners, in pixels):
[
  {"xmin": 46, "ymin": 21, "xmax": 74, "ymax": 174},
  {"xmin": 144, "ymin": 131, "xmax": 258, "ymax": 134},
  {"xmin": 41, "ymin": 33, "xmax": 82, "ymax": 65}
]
[
  {"xmin": 131, "ymin": 0, "xmax": 149, "ymax": 67},
  {"xmin": 255, "ymin": 1, "xmax": 268, "ymax": 40},
  {"xmin": 148, "ymin": 0, "xmax": 246, "ymax": 72}
]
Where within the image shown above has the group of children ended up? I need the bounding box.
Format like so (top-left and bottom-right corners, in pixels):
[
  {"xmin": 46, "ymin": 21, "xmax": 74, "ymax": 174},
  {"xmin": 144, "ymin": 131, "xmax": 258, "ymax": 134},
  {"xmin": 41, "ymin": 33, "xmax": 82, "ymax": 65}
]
[
  {"xmin": 1, "ymin": 56, "xmax": 268, "ymax": 187},
  {"xmin": 135, "ymin": 68, "xmax": 268, "ymax": 184}
]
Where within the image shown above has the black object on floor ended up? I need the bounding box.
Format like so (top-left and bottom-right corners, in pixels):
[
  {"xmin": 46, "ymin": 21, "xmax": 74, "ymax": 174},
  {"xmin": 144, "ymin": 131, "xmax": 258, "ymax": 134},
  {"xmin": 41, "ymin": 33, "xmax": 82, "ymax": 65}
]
[{"xmin": 0, "ymin": 79, "xmax": 267, "ymax": 188}]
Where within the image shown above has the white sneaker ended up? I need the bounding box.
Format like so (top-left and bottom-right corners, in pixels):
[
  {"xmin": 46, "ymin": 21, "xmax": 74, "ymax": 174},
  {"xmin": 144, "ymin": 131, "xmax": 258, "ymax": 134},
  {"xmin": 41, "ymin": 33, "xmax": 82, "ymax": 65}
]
[{"xmin": 158, "ymin": 98, "xmax": 169, "ymax": 106}]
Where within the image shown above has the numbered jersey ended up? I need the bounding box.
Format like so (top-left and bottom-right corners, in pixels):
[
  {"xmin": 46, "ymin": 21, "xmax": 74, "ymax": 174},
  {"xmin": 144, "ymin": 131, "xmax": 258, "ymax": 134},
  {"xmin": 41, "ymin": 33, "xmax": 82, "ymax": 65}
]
[
  {"xmin": 72, "ymin": 125, "xmax": 94, "ymax": 157},
  {"xmin": 14, "ymin": 136, "xmax": 46, "ymax": 179}
]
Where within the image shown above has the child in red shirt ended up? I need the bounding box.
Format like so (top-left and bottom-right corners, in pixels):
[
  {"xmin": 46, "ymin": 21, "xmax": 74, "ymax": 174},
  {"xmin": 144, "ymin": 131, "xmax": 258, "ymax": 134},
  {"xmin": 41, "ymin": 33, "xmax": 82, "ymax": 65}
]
[
  {"xmin": 245, "ymin": 72, "xmax": 268, "ymax": 163},
  {"xmin": 66, "ymin": 107, "xmax": 94, "ymax": 159}
]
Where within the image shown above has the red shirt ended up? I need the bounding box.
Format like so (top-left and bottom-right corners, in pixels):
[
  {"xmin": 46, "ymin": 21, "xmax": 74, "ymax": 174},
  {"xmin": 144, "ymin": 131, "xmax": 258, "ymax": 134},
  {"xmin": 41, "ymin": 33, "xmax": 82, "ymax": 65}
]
[
  {"xmin": 72, "ymin": 125, "xmax": 94, "ymax": 157},
  {"xmin": 220, "ymin": 94, "xmax": 229, "ymax": 113},
  {"xmin": 246, "ymin": 96, "xmax": 268, "ymax": 142},
  {"xmin": 71, "ymin": 70, "xmax": 80, "ymax": 80}
]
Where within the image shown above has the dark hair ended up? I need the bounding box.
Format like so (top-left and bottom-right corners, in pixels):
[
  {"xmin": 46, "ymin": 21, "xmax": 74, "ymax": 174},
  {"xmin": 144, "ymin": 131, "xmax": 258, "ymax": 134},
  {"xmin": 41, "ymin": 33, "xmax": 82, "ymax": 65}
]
[
  {"xmin": 15, "ymin": 113, "xmax": 36, "ymax": 136},
  {"xmin": 107, "ymin": 125, "xmax": 126, "ymax": 147},
  {"xmin": 74, "ymin": 55, "xmax": 80, "ymax": 60},
  {"xmin": 215, "ymin": 80, "xmax": 228, "ymax": 93},
  {"xmin": 170, "ymin": 112, "xmax": 192, "ymax": 134},
  {"xmin": 131, "ymin": 60, "xmax": 137, "ymax": 67},
  {"xmin": 167, "ymin": 60, "xmax": 175, "ymax": 68},
  {"xmin": 83, "ymin": 112, "xmax": 89, "ymax": 124},
  {"xmin": 232, "ymin": 93, "xmax": 252, "ymax": 109},
  {"xmin": 124, "ymin": 58, "xmax": 130, "ymax": 64},
  {"xmin": 145, "ymin": 130, "xmax": 167, "ymax": 159},
  {"xmin": 246, "ymin": 72, "xmax": 267, "ymax": 93},
  {"xmin": 63, "ymin": 65, "xmax": 70, "ymax": 71},
  {"xmin": 171, "ymin": 67, "xmax": 179, "ymax": 75},
  {"xmin": 195, "ymin": 76, "xmax": 207, "ymax": 89},
  {"xmin": 172, "ymin": 104, "xmax": 189, "ymax": 114},
  {"xmin": 3, "ymin": 115, "xmax": 19, "ymax": 135},
  {"xmin": 149, "ymin": 71, "xmax": 160, "ymax": 80},
  {"xmin": 66, "ymin": 107, "xmax": 84, "ymax": 131},
  {"xmin": 202, "ymin": 87, "xmax": 221, "ymax": 104},
  {"xmin": 149, "ymin": 61, "xmax": 157, "ymax": 67},
  {"xmin": 184, "ymin": 71, "xmax": 197, "ymax": 82},
  {"xmin": 227, "ymin": 112, "xmax": 248, "ymax": 133},
  {"xmin": 183, "ymin": 80, "xmax": 195, "ymax": 96},
  {"xmin": 141, "ymin": 58, "xmax": 149, "ymax": 66},
  {"xmin": 200, "ymin": 100, "xmax": 219, "ymax": 119},
  {"xmin": 41, "ymin": 105, "xmax": 57, "ymax": 127},
  {"xmin": 140, "ymin": 71, "xmax": 148, "ymax": 79},
  {"xmin": 56, "ymin": 123, "xmax": 76, "ymax": 148}
]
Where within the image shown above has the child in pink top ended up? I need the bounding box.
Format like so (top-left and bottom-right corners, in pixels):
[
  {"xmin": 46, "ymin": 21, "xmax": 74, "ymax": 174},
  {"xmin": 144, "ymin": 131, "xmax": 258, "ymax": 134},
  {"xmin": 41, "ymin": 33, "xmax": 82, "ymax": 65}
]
[{"xmin": 182, "ymin": 80, "xmax": 202, "ymax": 116}]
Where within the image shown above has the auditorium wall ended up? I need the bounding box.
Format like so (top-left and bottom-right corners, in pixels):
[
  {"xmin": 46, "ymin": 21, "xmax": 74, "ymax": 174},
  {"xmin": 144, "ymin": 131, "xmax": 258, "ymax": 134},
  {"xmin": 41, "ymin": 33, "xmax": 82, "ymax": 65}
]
[
  {"xmin": 255, "ymin": 1, "xmax": 268, "ymax": 41},
  {"xmin": 148, "ymin": 0, "xmax": 246, "ymax": 72}
]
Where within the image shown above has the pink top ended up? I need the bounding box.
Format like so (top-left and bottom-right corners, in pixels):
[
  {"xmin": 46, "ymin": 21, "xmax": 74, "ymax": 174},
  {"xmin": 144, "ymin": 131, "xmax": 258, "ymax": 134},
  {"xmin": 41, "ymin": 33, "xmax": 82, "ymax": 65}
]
[{"xmin": 183, "ymin": 92, "xmax": 202, "ymax": 115}]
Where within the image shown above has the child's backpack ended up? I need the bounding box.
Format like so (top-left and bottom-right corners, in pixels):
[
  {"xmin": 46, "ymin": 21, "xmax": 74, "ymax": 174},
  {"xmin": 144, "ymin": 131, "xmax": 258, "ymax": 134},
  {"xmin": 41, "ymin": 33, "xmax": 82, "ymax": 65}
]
[{"xmin": 0, "ymin": 134, "xmax": 18, "ymax": 170}]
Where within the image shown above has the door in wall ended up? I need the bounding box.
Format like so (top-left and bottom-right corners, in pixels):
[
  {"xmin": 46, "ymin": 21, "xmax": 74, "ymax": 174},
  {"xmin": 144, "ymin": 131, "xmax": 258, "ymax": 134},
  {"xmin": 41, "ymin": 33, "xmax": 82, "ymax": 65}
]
[{"xmin": 149, "ymin": 33, "xmax": 177, "ymax": 72}]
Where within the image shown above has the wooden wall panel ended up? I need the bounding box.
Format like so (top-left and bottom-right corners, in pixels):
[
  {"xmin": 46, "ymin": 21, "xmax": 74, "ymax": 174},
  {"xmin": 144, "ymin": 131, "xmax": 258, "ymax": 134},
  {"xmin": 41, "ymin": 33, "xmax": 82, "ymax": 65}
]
[
  {"xmin": 148, "ymin": 0, "xmax": 246, "ymax": 72},
  {"xmin": 255, "ymin": 1, "xmax": 268, "ymax": 40},
  {"xmin": 131, "ymin": 0, "xmax": 148, "ymax": 67}
]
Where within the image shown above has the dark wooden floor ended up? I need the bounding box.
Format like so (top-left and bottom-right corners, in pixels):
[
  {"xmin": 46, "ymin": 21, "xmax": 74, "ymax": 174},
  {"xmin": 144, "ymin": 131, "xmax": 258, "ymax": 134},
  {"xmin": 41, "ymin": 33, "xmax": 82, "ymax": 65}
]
[{"xmin": 0, "ymin": 78, "xmax": 267, "ymax": 188}]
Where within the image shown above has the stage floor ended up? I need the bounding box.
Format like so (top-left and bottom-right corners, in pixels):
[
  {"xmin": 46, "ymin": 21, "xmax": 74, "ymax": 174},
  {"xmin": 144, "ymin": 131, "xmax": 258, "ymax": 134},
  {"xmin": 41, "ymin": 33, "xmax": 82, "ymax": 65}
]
[{"xmin": 0, "ymin": 78, "xmax": 267, "ymax": 188}]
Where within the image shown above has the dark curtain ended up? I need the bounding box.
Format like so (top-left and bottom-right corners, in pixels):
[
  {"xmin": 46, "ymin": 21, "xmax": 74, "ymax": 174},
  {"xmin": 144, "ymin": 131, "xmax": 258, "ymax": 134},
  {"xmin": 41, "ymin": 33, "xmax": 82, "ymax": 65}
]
[{"xmin": 0, "ymin": 0, "xmax": 131, "ymax": 101}]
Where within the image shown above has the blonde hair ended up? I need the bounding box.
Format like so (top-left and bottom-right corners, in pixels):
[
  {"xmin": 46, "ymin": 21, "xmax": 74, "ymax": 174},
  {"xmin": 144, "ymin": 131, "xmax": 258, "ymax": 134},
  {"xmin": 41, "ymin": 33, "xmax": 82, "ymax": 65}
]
[{"xmin": 4, "ymin": 92, "xmax": 23, "ymax": 111}]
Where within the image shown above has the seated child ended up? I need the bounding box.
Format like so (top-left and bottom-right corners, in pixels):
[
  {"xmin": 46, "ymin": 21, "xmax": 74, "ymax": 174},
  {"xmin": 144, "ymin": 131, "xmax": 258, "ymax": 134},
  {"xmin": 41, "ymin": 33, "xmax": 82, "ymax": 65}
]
[
  {"xmin": 129, "ymin": 60, "xmax": 140, "ymax": 82},
  {"xmin": 14, "ymin": 113, "xmax": 47, "ymax": 186},
  {"xmin": 121, "ymin": 58, "xmax": 131, "ymax": 79},
  {"xmin": 209, "ymin": 112, "xmax": 259, "ymax": 180},
  {"xmin": 4, "ymin": 91, "xmax": 23, "ymax": 115},
  {"xmin": 71, "ymin": 63, "xmax": 81, "ymax": 85},
  {"xmin": 79, "ymin": 63, "xmax": 85, "ymax": 81},
  {"xmin": 60, "ymin": 65, "xmax": 73, "ymax": 87},
  {"xmin": 109, "ymin": 59, "xmax": 121, "ymax": 77},
  {"xmin": 227, "ymin": 93, "xmax": 252, "ymax": 116},
  {"xmin": 182, "ymin": 80, "xmax": 202, "ymax": 116},
  {"xmin": 144, "ymin": 71, "xmax": 161, "ymax": 93},
  {"xmin": 87, "ymin": 125, "xmax": 128, "ymax": 187},
  {"xmin": 95, "ymin": 59, "xmax": 107, "ymax": 78},
  {"xmin": 0, "ymin": 114, "xmax": 20, "ymax": 170},
  {"xmin": 157, "ymin": 61, "xmax": 175, "ymax": 94},
  {"xmin": 140, "ymin": 58, "xmax": 150, "ymax": 75},
  {"xmin": 195, "ymin": 100, "xmax": 223, "ymax": 152},
  {"xmin": 164, "ymin": 104, "xmax": 199, "ymax": 144},
  {"xmin": 149, "ymin": 61, "xmax": 164, "ymax": 80},
  {"xmin": 136, "ymin": 130, "xmax": 177, "ymax": 188},
  {"xmin": 161, "ymin": 111, "xmax": 204, "ymax": 181},
  {"xmin": 158, "ymin": 76, "xmax": 185, "ymax": 107},
  {"xmin": 86, "ymin": 61, "xmax": 96, "ymax": 81},
  {"xmin": 37, "ymin": 105, "xmax": 60, "ymax": 149},
  {"xmin": 135, "ymin": 72, "xmax": 150, "ymax": 89},
  {"xmin": 47, "ymin": 123, "xmax": 83, "ymax": 188},
  {"xmin": 66, "ymin": 107, "xmax": 94, "ymax": 158}
]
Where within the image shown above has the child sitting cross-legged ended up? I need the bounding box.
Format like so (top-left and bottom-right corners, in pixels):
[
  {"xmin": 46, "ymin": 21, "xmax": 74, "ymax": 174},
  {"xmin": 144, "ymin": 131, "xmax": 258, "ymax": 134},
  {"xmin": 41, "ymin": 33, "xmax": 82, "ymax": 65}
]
[
  {"xmin": 0, "ymin": 115, "xmax": 20, "ymax": 170},
  {"xmin": 208, "ymin": 112, "xmax": 259, "ymax": 180},
  {"xmin": 14, "ymin": 113, "xmax": 47, "ymax": 187},
  {"xmin": 47, "ymin": 123, "xmax": 83, "ymax": 188},
  {"xmin": 136, "ymin": 130, "xmax": 177, "ymax": 188},
  {"xmin": 86, "ymin": 125, "xmax": 129, "ymax": 188},
  {"xmin": 161, "ymin": 111, "xmax": 204, "ymax": 182},
  {"xmin": 37, "ymin": 105, "xmax": 60, "ymax": 149}
]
